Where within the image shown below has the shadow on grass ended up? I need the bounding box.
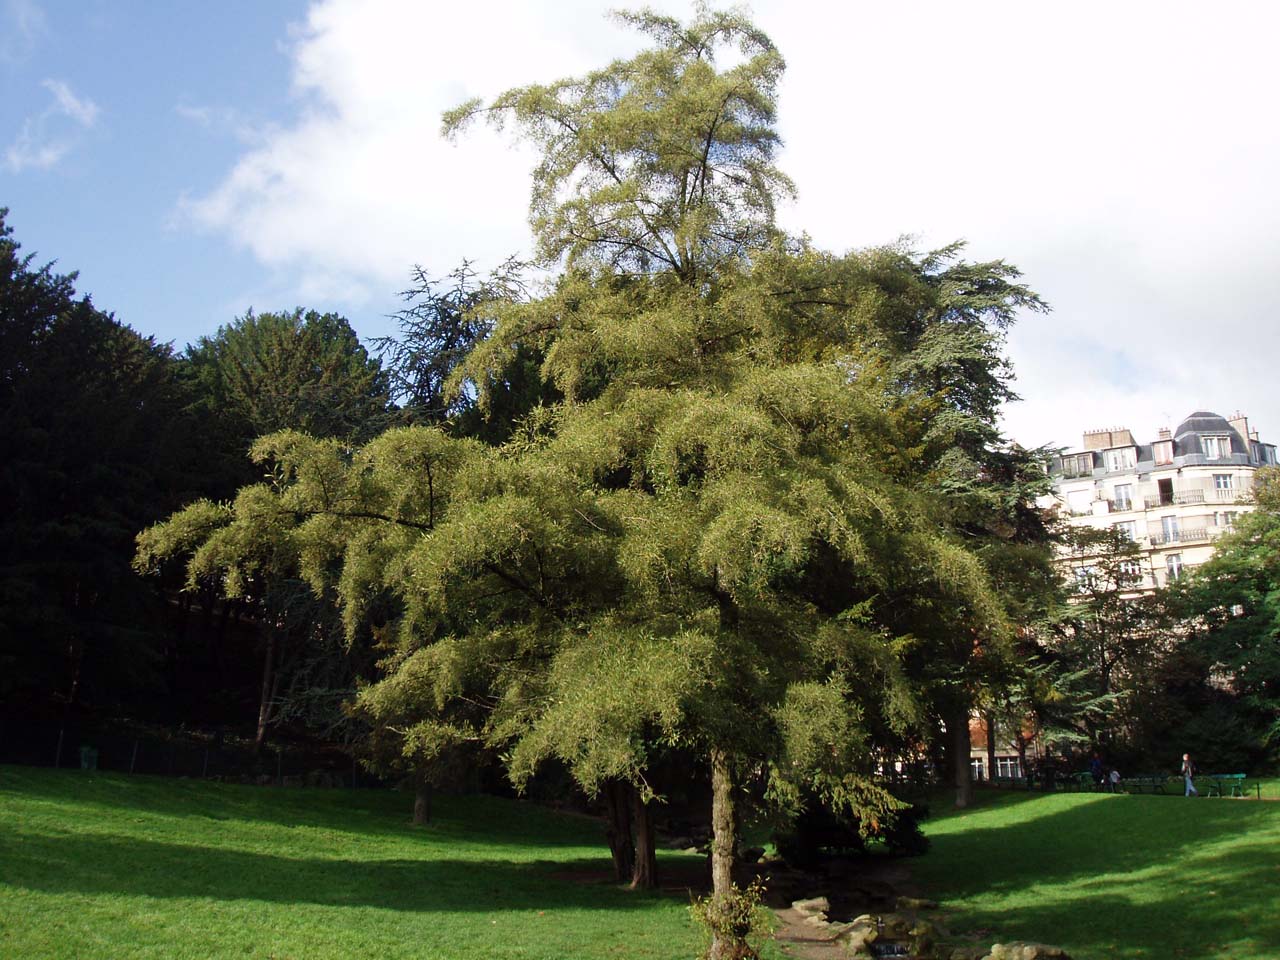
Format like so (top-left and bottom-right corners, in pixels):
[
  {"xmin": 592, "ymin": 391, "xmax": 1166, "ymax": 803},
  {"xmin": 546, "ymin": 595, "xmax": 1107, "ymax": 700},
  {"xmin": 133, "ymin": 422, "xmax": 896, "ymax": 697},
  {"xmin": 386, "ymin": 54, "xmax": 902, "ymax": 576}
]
[
  {"xmin": 0, "ymin": 766, "xmax": 600, "ymax": 850},
  {"xmin": 0, "ymin": 829, "xmax": 668, "ymax": 914},
  {"xmin": 916, "ymin": 793, "xmax": 1280, "ymax": 959}
]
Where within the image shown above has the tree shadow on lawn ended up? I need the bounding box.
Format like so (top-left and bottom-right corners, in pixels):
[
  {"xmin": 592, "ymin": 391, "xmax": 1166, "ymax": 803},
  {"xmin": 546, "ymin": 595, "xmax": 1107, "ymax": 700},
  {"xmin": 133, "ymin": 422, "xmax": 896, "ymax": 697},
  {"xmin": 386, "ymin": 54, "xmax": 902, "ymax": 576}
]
[
  {"xmin": 0, "ymin": 766, "xmax": 600, "ymax": 851},
  {"xmin": 0, "ymin": 829, "xmax": 679, "ymax": 914},
  {"xmin": 917, "ymin": 794, "xmax": 1280, "ymax": 959}
]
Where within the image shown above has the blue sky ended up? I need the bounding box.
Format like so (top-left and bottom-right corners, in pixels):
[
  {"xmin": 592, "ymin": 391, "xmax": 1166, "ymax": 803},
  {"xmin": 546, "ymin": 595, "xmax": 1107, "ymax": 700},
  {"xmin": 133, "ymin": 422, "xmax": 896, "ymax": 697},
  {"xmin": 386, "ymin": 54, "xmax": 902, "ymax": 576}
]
[
  {"xmin": 5, "ymin": 0, "xmax": 1280, "ymax": 451},
  {"xmin": 2, "ymin": 1, "xmax": 309, "ymax": 345}
]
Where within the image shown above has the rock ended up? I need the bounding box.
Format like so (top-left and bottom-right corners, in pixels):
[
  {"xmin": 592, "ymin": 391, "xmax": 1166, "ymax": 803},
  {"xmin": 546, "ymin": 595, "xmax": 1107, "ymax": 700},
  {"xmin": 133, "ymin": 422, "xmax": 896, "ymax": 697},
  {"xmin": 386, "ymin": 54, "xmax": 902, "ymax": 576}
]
[
  {"xmin": 880, "ymin": 913, "xmax": 912, "ymax": 939},
  {"xmin": 791, "ymin": 896, "xmax": 830, "ymax": 917},
  {"xmin": 946, "ymin": 947, "xmax": 987, "ymax": 960},
  {"xmin": 986, "ymin": 942, "xmax": 1072, "ymax": 960},
  {"xmin": 803, "ymin": 914, "xmax": 832, "ymax": 929},
  {"xmin": 742, "ymin": 846, "xmax": 765, "ymax": 863},
  {"xmin": 897, "ymin": 896, "xmax": 940, "ymax": 911}
]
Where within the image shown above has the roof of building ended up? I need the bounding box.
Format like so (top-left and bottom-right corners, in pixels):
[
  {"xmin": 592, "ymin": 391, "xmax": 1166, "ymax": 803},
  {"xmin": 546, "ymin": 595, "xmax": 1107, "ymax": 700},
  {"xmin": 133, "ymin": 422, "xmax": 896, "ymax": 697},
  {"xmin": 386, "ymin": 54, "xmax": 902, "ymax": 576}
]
[{"xmin": 1174, "ymin": 411, "xmax": 1246, "ymax": 449}]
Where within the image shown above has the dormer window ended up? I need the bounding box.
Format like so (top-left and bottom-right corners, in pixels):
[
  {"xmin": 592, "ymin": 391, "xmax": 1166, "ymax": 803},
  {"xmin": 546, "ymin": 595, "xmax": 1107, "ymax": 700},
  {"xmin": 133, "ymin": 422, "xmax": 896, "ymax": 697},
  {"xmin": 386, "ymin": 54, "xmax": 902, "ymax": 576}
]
[
  {"xmin": 1203, "ymin": 436, "xmax": 1230, "ymax": 459},
  {"xmin": 1153, "ymin": 440, "xmax": 1173, "ymax": 465},
  {"xmin": 1062, "ymin": 453, "xmax": 1094, "ymax": 478},
  {"xmin": 1104, "ymin": 447, "xmax": 1136, "ymax": 472}
]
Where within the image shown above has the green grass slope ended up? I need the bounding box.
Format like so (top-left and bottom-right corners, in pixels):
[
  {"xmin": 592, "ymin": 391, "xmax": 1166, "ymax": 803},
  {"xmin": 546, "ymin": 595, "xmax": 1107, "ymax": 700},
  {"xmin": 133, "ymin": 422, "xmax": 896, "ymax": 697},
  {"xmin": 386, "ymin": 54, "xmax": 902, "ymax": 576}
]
[
  {"xmin": 0, "ymin": 767, "xmax": 704, "ymax": 960},
  {"xmin": 914, "ymin": 789, "xmax": 1280, "ymax": 960}
]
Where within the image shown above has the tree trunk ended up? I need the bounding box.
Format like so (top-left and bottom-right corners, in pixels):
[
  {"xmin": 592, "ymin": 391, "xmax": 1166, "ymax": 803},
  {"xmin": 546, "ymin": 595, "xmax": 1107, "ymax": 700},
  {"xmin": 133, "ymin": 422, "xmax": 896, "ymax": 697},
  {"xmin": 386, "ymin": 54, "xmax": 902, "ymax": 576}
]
[
  {"xmin": 413, "ymin": 768, "xmax": 432, "ymax": 825},
  {"xmin": 254, "ymin": 629, "xmax": 277, "ymax": 754},
  {"xmin": 984, "ymin": 710, "xmax": 997, "ymax": 783},
  {"xmin": 605, "ymin": 779, "xmax": 636, "ymax": 882},
  {"xmin": 630, "ymin": 788, "xmax": 657, "ymax": 890},
  {"xmin": 708, "ymin": 748, "xmax": 737, "ymax": 960},
  {"xmin": 950, "ymin": 707, "xmax": 973, "ymax": 809}
]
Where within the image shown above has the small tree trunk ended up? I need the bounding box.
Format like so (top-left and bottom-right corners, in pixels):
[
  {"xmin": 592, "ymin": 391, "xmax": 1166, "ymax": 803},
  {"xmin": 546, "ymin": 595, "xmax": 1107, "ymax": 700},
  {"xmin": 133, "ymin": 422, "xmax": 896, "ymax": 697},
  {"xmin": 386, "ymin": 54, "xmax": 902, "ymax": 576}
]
[
  {"xmin": 254, "ymin": 629, "xmax": 277, "ymax": 754},
  {"xmin": 708, "ymin": 748, "xmax": 737, "ymax": 960},
  {"xmin": 605, "ymin": 780, "xmax": 636, "ymax": 882},
  {"xmin": 950, "ymin": 707, "xmax": 973, "ymax": 809},
  {"xmin": 630, "ymin": 789, "xmax": 658, "ymax": 890},
  {"xmin": 413, "ymin": 769, "xmax": 432, "ymax": 825},
  {"xmin": 984, "ymin": 711, "xmax": 998, "ymax": 783}
]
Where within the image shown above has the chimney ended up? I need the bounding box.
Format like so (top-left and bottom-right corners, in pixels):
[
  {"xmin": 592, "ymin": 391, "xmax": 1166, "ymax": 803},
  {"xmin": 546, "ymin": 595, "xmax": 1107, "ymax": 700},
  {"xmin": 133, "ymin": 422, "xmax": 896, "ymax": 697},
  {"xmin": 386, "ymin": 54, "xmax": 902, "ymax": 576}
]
[
  {"xmin": 1229, "ymin": 412, "xmax": 1250, "ymax": 441},
  {"xmin": 1158, "ymin": 427, "xmax": 1172, "ymax": 441},
  {"xmin": 1083, "ymin": 427, "xmax": 1134, "ymax": 450}
]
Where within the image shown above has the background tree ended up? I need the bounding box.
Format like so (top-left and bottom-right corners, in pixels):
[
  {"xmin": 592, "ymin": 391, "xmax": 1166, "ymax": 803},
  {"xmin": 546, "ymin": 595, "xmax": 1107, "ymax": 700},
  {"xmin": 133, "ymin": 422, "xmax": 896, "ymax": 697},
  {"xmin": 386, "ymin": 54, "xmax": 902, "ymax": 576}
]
[
  {"xmin": 1173, "ymin": 467, "xmax": 1280, "ymax": 768},
  {"xmin": 1048, "ymin": 524, "xmax": 1174, "ymax": 758},
  {"xmin": 0, "ymin": 209, "xmax": 193, "ymax": 718}
]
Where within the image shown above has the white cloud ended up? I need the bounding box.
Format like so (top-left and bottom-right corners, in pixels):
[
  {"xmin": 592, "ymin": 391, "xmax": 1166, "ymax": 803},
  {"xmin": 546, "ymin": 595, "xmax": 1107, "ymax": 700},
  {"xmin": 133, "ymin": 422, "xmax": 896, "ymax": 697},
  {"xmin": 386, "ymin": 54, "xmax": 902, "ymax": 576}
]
[
  {"xmin": 0, "ymin": 0, "xmax": 45, "ymax": 65},
  {"xmin": 185, "ymin": 0, "xmax": 1280, "ymax": 447},
  {"xmin": 4, "ymin": 77, "xmax": 100, "ymax": 173},
  {"xmin": 42, "ymin": 78, "xmax": 99, "ymax": 127}
]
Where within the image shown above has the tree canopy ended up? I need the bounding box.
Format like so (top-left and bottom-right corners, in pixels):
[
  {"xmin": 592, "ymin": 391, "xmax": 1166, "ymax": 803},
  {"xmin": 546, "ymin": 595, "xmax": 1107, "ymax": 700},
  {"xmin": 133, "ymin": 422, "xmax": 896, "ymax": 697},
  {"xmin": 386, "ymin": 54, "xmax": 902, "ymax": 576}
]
[{"xmin": 137, "ymin": 10, "xmax": 1049, "ymax": 955}]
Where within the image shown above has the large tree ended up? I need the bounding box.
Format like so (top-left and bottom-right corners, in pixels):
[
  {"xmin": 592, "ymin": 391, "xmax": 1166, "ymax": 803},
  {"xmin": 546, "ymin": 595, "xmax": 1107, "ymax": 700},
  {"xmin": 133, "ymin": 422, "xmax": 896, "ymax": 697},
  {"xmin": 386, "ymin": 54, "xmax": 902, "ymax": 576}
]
[
  {"xmin": 138, "ymin": 11, "xmax": 1042, "ymax": 958},
  {"xmin": 0, "ymin": 210, "xmax": 193, "ymax": 715}
]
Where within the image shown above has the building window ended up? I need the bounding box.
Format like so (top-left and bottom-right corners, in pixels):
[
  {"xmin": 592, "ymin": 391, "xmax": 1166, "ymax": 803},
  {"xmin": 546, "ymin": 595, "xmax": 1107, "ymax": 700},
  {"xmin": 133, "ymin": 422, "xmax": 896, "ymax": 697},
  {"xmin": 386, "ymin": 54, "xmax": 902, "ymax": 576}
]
[
  {"xmin": 1166, "ymin": 553, "xmax": 1185, "ymax": 580},
  {"xmin": 1154, "ymin": 440, "xmax": 1174, "ymax": 466},
  {"xmin": 1104, "ymin": 447, "xmax": 1137, "ymax": 472},
  {"xmin": 971, "ymin": 758, "xmax": 985, "ymax": 781},
  {"xmin": 996, "ymin": 757, "xmax": 1022, "ymax": 779},
  {"xmin": 1062, "ymin": 453, "xmax": 1094, "ymax": 478},
  {"xmin": 1113, "ymin": 483, "xmax": 1132, "ymax": 511},
  {"xmin": 1203, "ymin": 436, "xmax": 1230, "ymax": 459},
  {"xmin": 1074, "ymin": 566, "xmax": 1096, "ymax": 589},
  {"xmin": 1118, "ymin": 559, "xmax": 1143, "ymax": 583},
  {"xmin": 1215, "ymin": 511, "xmax": 1237, "ymax": 529},
  {"xmin": 1214, "ymin": 473, "xmax": 1234, "ymax": 491},
  {"xmin": 1162, "ymin": 515, "xmax": 1179, "ymax": 542},
  {"xmin": 1113, "ymin": 520, "xmax": 1136, "ymax": 541}
]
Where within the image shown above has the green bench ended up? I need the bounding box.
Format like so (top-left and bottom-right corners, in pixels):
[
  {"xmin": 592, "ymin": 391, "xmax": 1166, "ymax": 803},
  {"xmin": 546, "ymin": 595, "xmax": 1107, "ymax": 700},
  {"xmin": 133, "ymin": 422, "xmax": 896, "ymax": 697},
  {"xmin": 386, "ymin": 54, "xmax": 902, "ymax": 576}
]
[
  {"xmin": 1206, "ymin": 773, "xmax": 1248, "ymax": 797},
  {"xmin": 1125, "ymin": 775, "xmax": 1171, "ymax": 794}
]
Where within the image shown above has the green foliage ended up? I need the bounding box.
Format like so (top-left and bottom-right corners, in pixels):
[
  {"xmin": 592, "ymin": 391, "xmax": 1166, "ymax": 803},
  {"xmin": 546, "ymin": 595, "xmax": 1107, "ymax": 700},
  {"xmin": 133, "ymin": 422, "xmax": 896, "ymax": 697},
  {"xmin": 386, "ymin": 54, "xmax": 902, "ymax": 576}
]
[
  {"xmin": 137, "ymin": 8, "xmax": 1049, "ymax": 890},
  {"xmin": 373, "ymin": 259, "xmax": 552, "ymax": 443},
  {"xmin": 1175, "ymin": 467, "xmax": 1280, "ymax": 762},
  {"xmin": 443, "ymin": 7, "xmax": 793, "ymax": 281},
  {"xmin": 184, "ymin": 307, "xmax": 389, "ymax": 462},
  {"xmin": 689, "ymin": 879, "xmax": 772, "ymax": 960},
  {"xmin": 0, "ymin": 209, "xmax": 195, "ymax": 708}
]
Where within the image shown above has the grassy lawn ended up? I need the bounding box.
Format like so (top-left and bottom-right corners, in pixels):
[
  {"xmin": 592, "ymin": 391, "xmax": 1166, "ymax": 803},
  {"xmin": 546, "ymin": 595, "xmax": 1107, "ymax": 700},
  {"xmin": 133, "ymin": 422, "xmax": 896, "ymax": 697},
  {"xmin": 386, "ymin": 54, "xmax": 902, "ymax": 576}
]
[
  {"xmin": 0, "ymin": 766, "xmax": 709, "ymax": 960},
  {"xmin": 914, "ymin": 788, "xmax": 1280, "ymax": 960}
]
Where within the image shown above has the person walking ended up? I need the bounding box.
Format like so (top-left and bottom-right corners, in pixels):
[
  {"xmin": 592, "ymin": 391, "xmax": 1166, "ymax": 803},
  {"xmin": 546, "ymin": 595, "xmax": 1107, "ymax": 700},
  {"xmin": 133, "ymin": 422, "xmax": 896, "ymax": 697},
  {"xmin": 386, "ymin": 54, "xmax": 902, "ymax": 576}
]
[{"xmin": 1182, "ymin": 753, "xmax": 1198, "ymax": 797}]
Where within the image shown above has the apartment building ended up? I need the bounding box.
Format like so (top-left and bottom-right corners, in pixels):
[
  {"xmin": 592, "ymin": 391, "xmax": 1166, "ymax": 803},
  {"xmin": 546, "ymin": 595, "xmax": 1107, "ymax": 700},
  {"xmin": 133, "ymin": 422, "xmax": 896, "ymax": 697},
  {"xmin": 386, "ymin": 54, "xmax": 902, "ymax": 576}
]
[
  {"xmin": 969, "ymin": 410, "xmax": 1276, "ymax": 781},
  {"xmin": 1046, "ymin": 410, "xmax": 1277, "ymax": 591}
]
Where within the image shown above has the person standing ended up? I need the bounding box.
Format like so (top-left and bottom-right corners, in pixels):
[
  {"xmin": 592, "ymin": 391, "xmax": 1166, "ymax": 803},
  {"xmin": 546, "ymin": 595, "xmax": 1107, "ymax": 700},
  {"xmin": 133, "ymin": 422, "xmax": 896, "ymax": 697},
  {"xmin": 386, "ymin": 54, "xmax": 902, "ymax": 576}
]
[{"xmin": 1182, "ymin": 753, "xmax": 1198, "ymax": 797}]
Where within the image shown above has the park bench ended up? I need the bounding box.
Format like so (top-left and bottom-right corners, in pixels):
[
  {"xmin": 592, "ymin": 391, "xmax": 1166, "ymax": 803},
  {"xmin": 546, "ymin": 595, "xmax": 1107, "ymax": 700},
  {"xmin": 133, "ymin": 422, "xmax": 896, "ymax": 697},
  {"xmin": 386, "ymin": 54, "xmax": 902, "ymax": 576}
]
[
  {"xmin": 1206, "ymin": 773, "xmax": 1247, "ymax": 797},
  {"xmin": 1125, "ymin": 775, "xmax": 1170, "ymax": 794}
]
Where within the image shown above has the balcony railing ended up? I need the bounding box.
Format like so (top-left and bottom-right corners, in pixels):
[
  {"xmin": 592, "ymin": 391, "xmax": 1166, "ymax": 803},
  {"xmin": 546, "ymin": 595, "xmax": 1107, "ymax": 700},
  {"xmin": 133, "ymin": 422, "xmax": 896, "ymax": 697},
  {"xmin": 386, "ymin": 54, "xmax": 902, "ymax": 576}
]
[
  {"xmin": 1149, "ymin": 526, "xmax": 1212, "ymax": 547},
  {"xmin": 1144, "ymin": 490, "xmax": 1205, "ymax": 509}
]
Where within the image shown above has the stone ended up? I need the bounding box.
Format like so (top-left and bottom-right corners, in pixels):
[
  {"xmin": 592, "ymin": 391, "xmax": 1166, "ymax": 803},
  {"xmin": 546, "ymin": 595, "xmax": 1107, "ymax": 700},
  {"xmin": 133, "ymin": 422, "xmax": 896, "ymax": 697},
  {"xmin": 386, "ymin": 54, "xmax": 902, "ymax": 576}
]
[
  {"xmin": 986, "ymin": 942, "xmax": 1072, "ymax": 960},
  {"xmin": 897, "ymin": 896, "xmax": 940, "ymax": 911},
  {"xmin": 946, "ymin": 947, "xmax": 987, "ymax": 960},
  {"xmin": 791, "ymin": 896, "xmax": 830, "ymax": 917}
]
